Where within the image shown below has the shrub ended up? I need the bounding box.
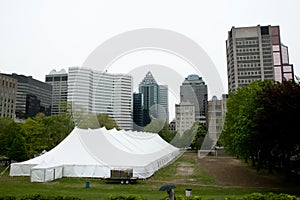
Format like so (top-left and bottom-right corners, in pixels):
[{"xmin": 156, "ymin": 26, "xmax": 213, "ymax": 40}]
[
  {"xmin": 107, "ymin": 195, "xmax": 147, "ymax": 200},
  {"xmin": 0, "ymin": 195, "xmax": 81, "ymax": 200}
]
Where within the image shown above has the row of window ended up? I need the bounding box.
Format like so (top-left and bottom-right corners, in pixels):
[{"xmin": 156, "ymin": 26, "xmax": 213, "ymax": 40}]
[
  {"xmin": 237, "ymin": 55, "xmax": 260, "ymax": 60},
  {"xmin": 236, "ymin": 47, "xmax": 259, "ymax": 53},
  {"xmin": 238, "ymin": 63, "xmax": 261, "ymax": 68},
  {"xmin": 238, "ymin": 71, "xmax": 261, "ymax": 76},
  {"xmin": 236, "ymin": 40, "xmax": 258, "ymax": 45}
]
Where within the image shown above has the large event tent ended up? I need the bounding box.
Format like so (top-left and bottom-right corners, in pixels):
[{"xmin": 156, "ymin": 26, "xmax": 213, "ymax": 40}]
[{"xmin": 10, "ymin": 127, "xmax": 180, "ymax": 182}]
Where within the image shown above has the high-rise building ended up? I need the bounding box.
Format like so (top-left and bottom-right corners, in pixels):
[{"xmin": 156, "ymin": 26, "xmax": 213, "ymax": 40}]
[
  {"xmin": 0, "ymin": 74, "xmax": 17, "ymax": 119},
  {"xmin": 175, "ymin": 102, "xmax": 195, "ymax": 134},
  {"xmin": 207, "ymin": 94, "xmax": 228, "ymax": 140},
  {"xmin": 226, "ymin": 25, "xmax": 294, "ymax": 92},
  {"xmin": 159, "ymin": 84, "xmax": 169, "ymax": 123},
  {"xmin": 45, "ymin": 69, "xmax": 68, "ymax": 115},
  {"xmin": 139, "ymin": 71, "xmax": 160, "ymax": 126},
  {"xmin": 180, "ymin": 74, "xmax": 208, "ymax": 123},
  {"xmin": 132, "ymin": 93, "xmax": 143, "ymax": 131},
  {"xmin": 68, "ymin": 67, "xmax": 132, "ymax": 130},
  {"xmin": 1, "ymin": 73, "xmax": 52, "ymax": 119}
]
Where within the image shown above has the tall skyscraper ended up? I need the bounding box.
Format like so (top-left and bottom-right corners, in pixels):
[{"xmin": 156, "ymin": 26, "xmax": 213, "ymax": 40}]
[
  {"xmin": 1, "ymin": 73, "xmax": 52, "ymax": 119},
  {"xmin": 45, "ymin": 69, "xmax": 68, "ymax": 115},
  {"xmin": 68, "ymin": 67, "xmax": 133, "ymax": 130},
  {"xmin": 132, "ymin": 93, "xmax": 143, "ymax": 131},
  {"xmin": 139, "ymin": 71, "xmax": 160, "ymax": 126},
  {"xmin": 159, "ymin": 84, "xmax": 169, "ymax": 123},
  {"xmin": 180, "ymin": 74, "xmax": 208, "ymax": 123},
  {"xmin": 0, "ymin": 74, "xmax": 17, "ymax": 119},
  {"xmin": 226, "ymin": 25, "xmax": 294, "ymax": 92}
]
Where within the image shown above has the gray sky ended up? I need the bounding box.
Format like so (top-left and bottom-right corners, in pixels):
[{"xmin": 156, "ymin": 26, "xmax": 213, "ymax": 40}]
[{"xmin": 1, "ymin": 0, "xmax": 299, "ymax": 98}]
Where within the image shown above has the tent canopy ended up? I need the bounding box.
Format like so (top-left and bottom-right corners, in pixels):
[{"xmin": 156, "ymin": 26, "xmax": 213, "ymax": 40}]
[{"xmin": 10, "ymin": 127, "xmax": 180, "ymax": 182}]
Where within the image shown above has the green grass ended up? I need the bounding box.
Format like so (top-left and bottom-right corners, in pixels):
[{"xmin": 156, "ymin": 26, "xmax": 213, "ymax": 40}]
[{"xmin": 0, "ymin": 152, "xmax": 299, "ymax": 200}]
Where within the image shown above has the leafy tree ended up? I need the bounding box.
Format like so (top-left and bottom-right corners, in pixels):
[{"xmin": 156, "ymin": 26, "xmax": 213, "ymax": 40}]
[
  {"xmin": 76, "ymin": 113, "xmax": 120, "ymax": 130},
  {"xmin": 221, "ymin": 80, "xmax": 300, "ymax": 175},
  {"xmin": 220, "ymin": 81, "xmax": 264, "ymax": 161},
  {"xmin": 21, "ymin": 116, "xmax": 47, "ymax": 157},
  {"xmin": 9, "ymin": 133, "xmax": 28, "ymax": 162},
  {"xmin": 42, "ymin": 114, "xmax": 74, "ymax": 149},
  {"xmin": 97, "ymin": 113, "xmax": 120, "ymax": 130},
  {"xmin": 190, "ymin": 121, "xmax": 207, "ymax": 149},
  {"xmin": 170, "ymin": 121, "xmax": 206, "ymax": 149},
  {"xmin": 143, "ymin": 119, "xmax": 175, "ymax": 142},
  {"xmin": 0, "ymin": 118, "xmax": 16, "ymax": 156}
]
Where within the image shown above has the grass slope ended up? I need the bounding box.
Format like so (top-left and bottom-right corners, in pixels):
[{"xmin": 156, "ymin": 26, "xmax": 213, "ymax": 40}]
[{"xmin": 0, "ymin": 152, "xmax": 299, "ymax": 200}]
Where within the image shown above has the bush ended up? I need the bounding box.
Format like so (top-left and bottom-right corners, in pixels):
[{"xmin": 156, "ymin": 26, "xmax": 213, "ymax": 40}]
[
  {"xmin": 0, "ymin": 197, "xmax": 17, "ymax": 200},
  {"xmin": 160, "ymin": 195, "xmax": 212, "ymax": 200},
  {"xmin": 107, "ymin": 195, "xmax": 147, "ymax": 200},
  {"xmin": 0, "ymin": 195, "xmax": 81, "ymax": 200},
  {"xmin": 225, "ymin": 192, "xmax": 298, "ymax": 200}
]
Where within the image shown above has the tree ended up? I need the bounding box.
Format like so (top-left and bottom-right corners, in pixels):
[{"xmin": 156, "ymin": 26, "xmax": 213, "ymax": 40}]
[
  {"xmin": 0, "ymin": 118, "xmax": 15, "ymax": 156},
  {"xmin": 21, "ymin": 117, "xmax": 46, "ymax": 157},
  {"xmin": 220, "ymin": 81, "xmax": 264, "ymax": 161},
  {"xmin": 9, "ymin": 133, "xmax": 28, "ymax": 162},
  {"xmin": 97, "ymin": 113, "xmax": 120, "ymax": 130},
  {"xmin": 143, "ymin": 119, "xmax": 175, "ymax": 142},
  {"xmin": 190, "ymin": 121, "xmax": 207, "ymax": 149},
  {"xmin": 221, "ymin": 80, "xmax": 300, "ymax": 175}
]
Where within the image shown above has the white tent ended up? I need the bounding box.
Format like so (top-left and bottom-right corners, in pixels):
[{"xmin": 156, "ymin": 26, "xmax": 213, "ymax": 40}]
[{"xmin": 10, "ymin": 127, "xmax": 180, "ymax": 182}]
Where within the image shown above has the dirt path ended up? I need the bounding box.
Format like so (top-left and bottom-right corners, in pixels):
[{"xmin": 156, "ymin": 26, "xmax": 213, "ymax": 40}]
[{"xmin": 196, "ymin": 152, "xmax": 300, "ymax": 189}]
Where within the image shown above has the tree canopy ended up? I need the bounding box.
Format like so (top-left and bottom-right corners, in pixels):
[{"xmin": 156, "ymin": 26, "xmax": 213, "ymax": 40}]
[
  {"xmin": 143, "ymin": 119, "xmax": 175, "ymax": 143},
  {"xmin": 220, "ymin": 80, "xmax": 300, "ymax": 174}
]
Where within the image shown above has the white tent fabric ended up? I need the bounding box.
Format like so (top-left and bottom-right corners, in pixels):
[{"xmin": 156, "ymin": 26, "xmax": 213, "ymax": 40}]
[{"xmin": 10, "ymin": 127, "xmax": 180, "ymax": 182}]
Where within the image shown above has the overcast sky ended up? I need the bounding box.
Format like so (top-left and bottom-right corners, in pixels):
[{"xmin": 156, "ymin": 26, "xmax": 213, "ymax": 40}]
[{"xmin": 1, "ymin": 0, "xmax": 299, "ymax": 113}]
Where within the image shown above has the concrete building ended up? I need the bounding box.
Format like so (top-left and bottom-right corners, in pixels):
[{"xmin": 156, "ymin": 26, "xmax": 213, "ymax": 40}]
[
  {"xmin": 226, "ymin": 25, "xmax": 294, "ymax": 92},
  {"xmin": 0, "ymin": 74, "xmax": 17, "ymax": 119},
  {"xmin": 175, "ymin": 102, "xmax": 195, "ymax": 134},
  {"xmin": 45, "ymin": 69, "xmax": 68, "ymax": 115},
  {"xmin": 68, "ymin": 67, "xmax": 133, "ymax": 130},
  {"xmin": 180, "ymin": 74, "xmax": 208, "ymax": 123},
  {"xmin": 1, "ymin": 73, "xmax": 52, "ymax": 119},
  {"xmin": 159, "ymin": 84, "xmax": 169, "ymax": 123},
  {"xmin": 207, "ymin": 94, "xmax": 228, "ymax": 141}
]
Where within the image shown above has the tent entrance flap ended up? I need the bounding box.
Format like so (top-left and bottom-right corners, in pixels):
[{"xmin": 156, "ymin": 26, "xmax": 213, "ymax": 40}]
[{"xmin": 30, "ymin": 165, "xmax": 63, "ymax": 182}]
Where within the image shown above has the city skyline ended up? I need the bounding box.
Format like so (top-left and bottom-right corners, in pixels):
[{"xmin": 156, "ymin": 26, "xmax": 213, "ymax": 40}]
[{"xmin": 1, "ymin": 0, "xmax": 300, "ymax": 98}]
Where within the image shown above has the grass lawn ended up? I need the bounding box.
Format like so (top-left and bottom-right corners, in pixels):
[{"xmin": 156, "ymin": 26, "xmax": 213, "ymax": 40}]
[{"xmin": 0, "ymin": 152, "xmax": 299, "ymax": 200}]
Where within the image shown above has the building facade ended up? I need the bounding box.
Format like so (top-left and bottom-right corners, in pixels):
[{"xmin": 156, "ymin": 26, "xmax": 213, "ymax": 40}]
[
  {"xmin": 175, "ymin": 102, "xmax": 195, "ymax": 134},
  {"xmin": 133, "ymin": 93, "xmax": 143, "ymax": 131},
  {"xmin": 180, "ymin": 74, "xmax": 208, "ymax": 122},
  {"xmin": 2, "ymin": 73, "xmax": 52, "ymax": 119},
  {"xmin": 159, "ymin": 84, "xmax": 169, "ymax": 123},
  {"xmin": 68, "ymin": 67, "xmax": 133, "ymax": 130},
  {"xmin": 0, "ymin": 74, "xmax": 17, "ymax": 119},
  {"xmin": 45, "ymin": 69, "xmax": 68, "ymax": 115},
  {"xmin": 139, "ymin": 71, "xmax": 160, "ymax": 126},
  {"xmin": 226, "ymin": 25, "xmax": 294, "ymax": 92},
  {"xmin": 207, "ymin": 94, "xmax": 228, "ymax": 141}
]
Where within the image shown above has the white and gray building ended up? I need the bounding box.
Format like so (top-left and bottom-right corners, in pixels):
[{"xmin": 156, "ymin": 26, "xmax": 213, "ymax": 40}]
[
  {"xmin": 226, "ymin": 25, "xmax": 294, "ymax": 92},
  {"xmin": 175, "ymin": 102, "xmax": 195, "ymax": 134},
  {"xmin": 68, "ymin": 67, "xmax": 133, "ymax": 130},
  {"xmin": 45, "ymin": 69, "xmax": 68, "ymax": 115},
  {"xmin": 159, "ymin": 84, "xmax": 169, "ymax": 123}
]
